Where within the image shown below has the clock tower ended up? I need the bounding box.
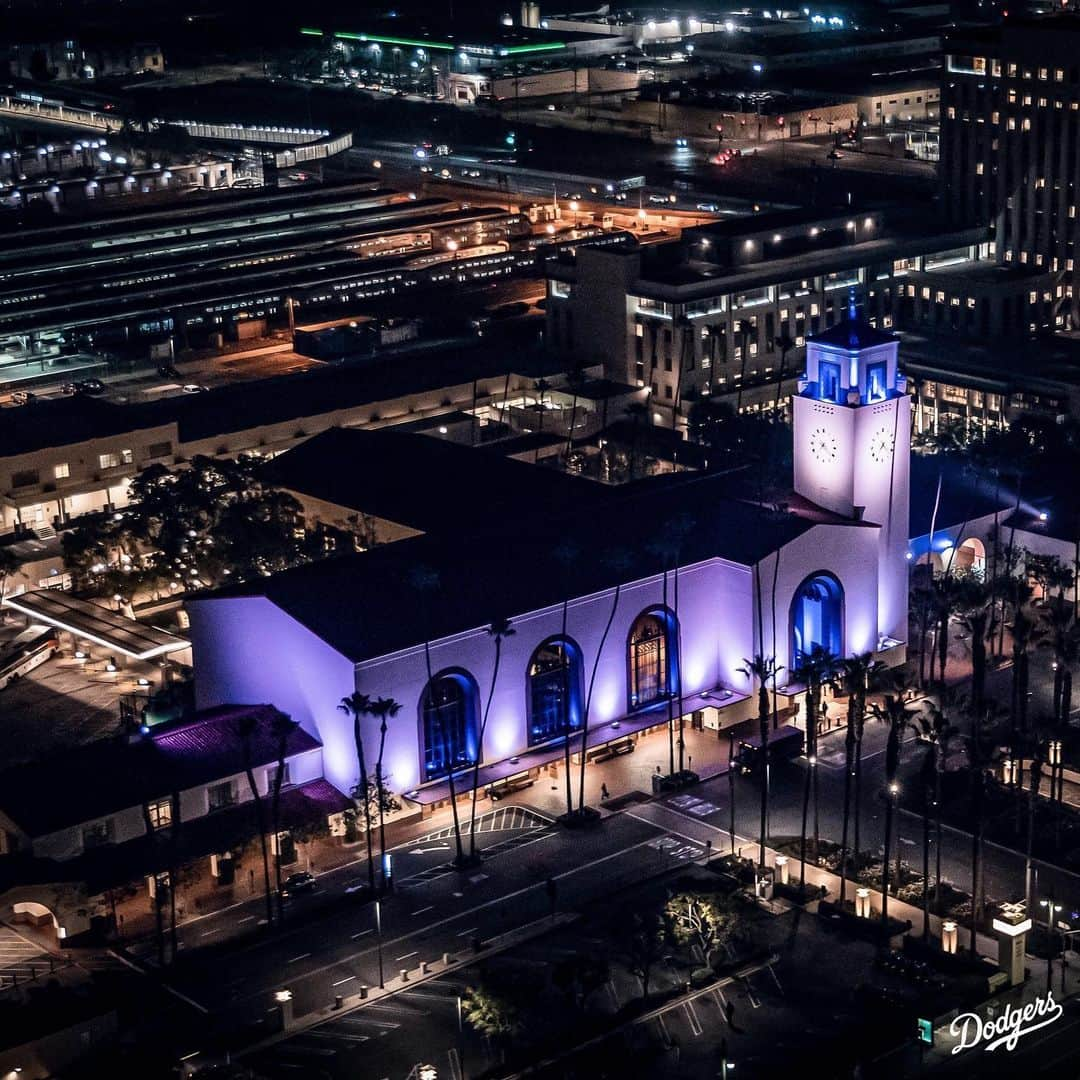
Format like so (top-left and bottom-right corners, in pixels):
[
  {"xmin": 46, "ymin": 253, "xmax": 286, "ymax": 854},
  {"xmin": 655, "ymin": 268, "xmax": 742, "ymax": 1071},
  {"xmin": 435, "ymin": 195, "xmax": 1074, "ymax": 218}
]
[{"xmin": 792, "ymin": 306, "xmax": 910, "ymax": 644}]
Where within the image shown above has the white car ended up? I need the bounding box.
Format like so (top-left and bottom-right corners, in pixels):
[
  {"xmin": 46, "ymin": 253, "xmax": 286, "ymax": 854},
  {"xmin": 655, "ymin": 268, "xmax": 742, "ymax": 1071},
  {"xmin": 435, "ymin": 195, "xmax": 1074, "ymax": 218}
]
[{"xmin": 182, "ymin": 384, "xmax": 208, "ymax": 394}]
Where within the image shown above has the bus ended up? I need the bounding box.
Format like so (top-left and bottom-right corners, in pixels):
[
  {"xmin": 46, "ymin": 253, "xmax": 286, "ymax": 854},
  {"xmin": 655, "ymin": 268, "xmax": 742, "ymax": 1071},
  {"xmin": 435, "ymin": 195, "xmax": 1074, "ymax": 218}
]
[
  {"xmin": 0, "ymin": 624, "xmax": 59, "ymax": 690},
  {"xmin": 733, "ymin": 724, "xmax": 804, "ymax": 778}
]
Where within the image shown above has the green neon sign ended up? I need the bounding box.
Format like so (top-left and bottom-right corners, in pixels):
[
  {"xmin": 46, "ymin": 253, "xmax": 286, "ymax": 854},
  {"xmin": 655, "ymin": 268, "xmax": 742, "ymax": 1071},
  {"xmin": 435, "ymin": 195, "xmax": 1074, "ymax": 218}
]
[
  {"xmin": 917, "ymin": 1018, "xmax": 933, "ymax": 1046},
  {"xmin": 499, "ymin": 42, "xmax": 567, "ymax": 55},
  {"xmin": 332, "ymin": 31, "xmax": 455, "ymax": 51},
  {"xmin": 299, "ymin": 27, "xmax": 324, "ymax": 37}
]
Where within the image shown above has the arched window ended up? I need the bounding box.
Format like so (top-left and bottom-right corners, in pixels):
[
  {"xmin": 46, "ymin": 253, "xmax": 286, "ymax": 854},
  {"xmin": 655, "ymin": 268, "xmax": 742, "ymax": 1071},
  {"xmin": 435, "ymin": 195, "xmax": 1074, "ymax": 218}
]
[
  {"xmin": 790, "ymin": 573, "xmax": 844, "ymax": 668},
  {"xmin": 627, "ymin": 608, "xmax": 679, "ymax": 710},
  {"xmin": 956, "ymin": 537, "xmax": 986, "ymax": 576},
  {"xmin": 420, "ymin": 670, "xmax": 480, "ymax": 782},
  {"xmin": 527, "ymin": 637, "xmax": 583, "ymax": 746}
]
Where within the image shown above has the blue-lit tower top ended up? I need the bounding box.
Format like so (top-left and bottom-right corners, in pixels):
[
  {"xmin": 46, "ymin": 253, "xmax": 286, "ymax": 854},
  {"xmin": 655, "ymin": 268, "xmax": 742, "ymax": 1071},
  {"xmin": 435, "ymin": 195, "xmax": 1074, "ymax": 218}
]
[{"xmin": 797, "ymin": 290, "xmax": 906, "ymax": 406}]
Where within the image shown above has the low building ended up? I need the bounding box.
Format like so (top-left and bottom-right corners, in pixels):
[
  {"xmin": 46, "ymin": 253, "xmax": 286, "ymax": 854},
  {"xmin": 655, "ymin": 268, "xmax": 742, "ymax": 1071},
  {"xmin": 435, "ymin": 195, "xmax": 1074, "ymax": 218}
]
[{"xmin": 0, "ymin": 705, "xmax": 347, "ymax": 940}]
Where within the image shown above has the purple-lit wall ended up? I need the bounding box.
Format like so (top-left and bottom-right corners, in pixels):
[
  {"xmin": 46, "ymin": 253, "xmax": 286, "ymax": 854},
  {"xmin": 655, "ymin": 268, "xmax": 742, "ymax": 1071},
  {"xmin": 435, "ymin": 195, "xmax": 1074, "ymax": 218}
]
[
  {"xmin": 754, "ymin": 523, "xmax": 882, "ymax": 673},
  {"xmin": 187, "ymin": 596, "xmax": 358, "ymax": 796},
  {"xmin": 188, "ymin": 519, "xmax": 887, "ymax": 800},
  {"xmin": 350, "ymin": 557, "xmax": 758, "ymax": 796}
]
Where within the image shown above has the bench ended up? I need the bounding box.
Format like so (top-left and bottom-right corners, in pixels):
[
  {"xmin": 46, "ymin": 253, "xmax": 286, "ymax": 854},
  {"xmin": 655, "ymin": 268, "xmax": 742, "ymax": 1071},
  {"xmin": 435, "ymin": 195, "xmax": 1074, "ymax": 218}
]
[
  {"xmin": 587, "ymin": 738, "xmax": 635, "ymax": 765},
  {"xmin": 485, "ymin": 774, "xmax": 535, "ymax": 801}
]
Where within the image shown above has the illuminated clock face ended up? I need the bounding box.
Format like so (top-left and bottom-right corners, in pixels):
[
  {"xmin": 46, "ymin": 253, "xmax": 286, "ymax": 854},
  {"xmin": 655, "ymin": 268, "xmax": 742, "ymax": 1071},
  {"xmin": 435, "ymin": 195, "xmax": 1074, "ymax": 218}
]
[
  {"xmin": 869, "ymin": 426, "xmax": 894, "ymax": 464},
  {"xmin": 809, "ymin": 426, "xmax": 837, "ymax": 463}
]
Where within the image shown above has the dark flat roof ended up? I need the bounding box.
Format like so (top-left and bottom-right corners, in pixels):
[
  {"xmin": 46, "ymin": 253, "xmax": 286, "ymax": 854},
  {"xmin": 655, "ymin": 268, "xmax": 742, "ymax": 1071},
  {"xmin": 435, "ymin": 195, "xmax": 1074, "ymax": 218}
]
[
  {"xmin": 263, "ymin": 426, "xmax": 604, "ymax": 535},
  {"xmin": 0, "ymin": 339, "xmax": 565, "ymax": 459},
  {"xmin": 196, "ymin": 472, "xmax": 829, "ymax": 664},
  {"xmin": 810, "ymin": 319, "xmax": 897, "ymax": 351},
  {"xmin": 0, "ymin": 705, "xmax": 320, "ymax": 837}
]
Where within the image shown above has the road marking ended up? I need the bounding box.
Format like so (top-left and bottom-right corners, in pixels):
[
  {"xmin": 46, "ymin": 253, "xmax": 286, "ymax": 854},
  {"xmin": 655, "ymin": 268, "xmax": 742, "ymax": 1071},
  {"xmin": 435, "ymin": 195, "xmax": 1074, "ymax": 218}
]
[
  {"xmin": 200, "ymin": 929, "xmax": 219, "ymax": 937},
  {"xmin": 456, "ymin": 926, "xmax": 479, "ymax": 937},
  {"xmin": 411, "ymin": 906, "xmax": 434, "ymax": 916},
  {"xmin": 251, "ymin": 834, "xmax": 665, "ymax": 995},
  {"xmin": 351, "ymin": 930, "xmax": 374, "ymax": 940},
  {"xmin": 332, "ymin": 975, "xmax": 356, "ymax": 987},
  {"xmin": 395, "ymin": 951, "xmax": 419, "ymax": 961},
  {"xmin": 411, "ymin": 845, "xmax": 451, "ymax": 854},
  {"xmin": 288, "ymin": 953, "xmax": 311, "ymax": 964},
  {"xmin": 238, "ymin": 916, "xmax": 256, "ymax": 924}
]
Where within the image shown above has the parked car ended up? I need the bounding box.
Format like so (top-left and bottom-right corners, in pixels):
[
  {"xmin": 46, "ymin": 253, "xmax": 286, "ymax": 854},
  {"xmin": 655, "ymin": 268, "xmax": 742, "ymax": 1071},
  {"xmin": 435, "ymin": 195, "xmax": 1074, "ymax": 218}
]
[
  {"xmin": 10, "ymin": 390, "xmax": 35, "ymax": 405},
  {"xmin": 182, "ymin": 383, "xmax": 208, "ymax": 394},
  {"xmin": 281, "ymin": 871, "xmax": 317, "ymax": 898},
  {"xmin": 74, "ymin": 378, "xmax": 105, "ymax": 395},
  {"xmin": 157, "ymin": 365, "xmax": 181, "ymax": 379},
  {"xmin": 697, "ymin": 202, "xmax": 720, "ymax": 212}
]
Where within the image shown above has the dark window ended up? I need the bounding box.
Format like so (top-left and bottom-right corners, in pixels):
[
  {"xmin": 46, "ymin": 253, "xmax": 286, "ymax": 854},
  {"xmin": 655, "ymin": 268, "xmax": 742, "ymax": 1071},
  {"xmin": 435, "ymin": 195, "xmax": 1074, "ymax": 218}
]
[
  {"xmin": 421, "ymin": 671, "xmax": 480, "ymax": 781},
  {"xmin": 527, "ymin": 639, "xmax": 583, "ymax": 746},
  {"xmin": 790, "ymin": 573, "xmax": 844, "ymax": 667},
  {"xmin": 11, "ymin": 469, "xmax": 39, "ymax": 488},
  {"xmin": 628, "ymin": 609, "xmax": 679, "ymax": 710},
  {"xmin": 819, "ymin": 360, "xmax": 842, "ymax": 402},
  {"xmin": 866, "ymin": 361, "xmax": 887, "ymax": 402}
]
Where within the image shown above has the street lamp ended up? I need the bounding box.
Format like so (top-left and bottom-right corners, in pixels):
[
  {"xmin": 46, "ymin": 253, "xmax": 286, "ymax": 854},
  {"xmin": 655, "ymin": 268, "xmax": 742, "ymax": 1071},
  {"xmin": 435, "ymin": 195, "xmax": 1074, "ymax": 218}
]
[{"xmin": 375, "ymin": 898, "xmax": 385, "ymax": 989}]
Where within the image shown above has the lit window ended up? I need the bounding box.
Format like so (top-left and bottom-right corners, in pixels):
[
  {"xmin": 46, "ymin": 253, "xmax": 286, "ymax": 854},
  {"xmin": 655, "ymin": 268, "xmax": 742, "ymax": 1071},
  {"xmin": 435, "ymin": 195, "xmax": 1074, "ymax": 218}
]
[
  {"xmin": 147, "ymin": 798, "xmax": 173, "ymax": 830},
  {"xmin": 98, "ymin": 452, "xmax": 120, "ymax": 470},
  {"xmin": 1055, "ymin": 69, "xmax": 1065, "ymax": 82},
  {"xmin": 976, "ymin": 162, "xmax": 984, "ymax": 175},
  {"xmin": 1022, "ymin": 118, "xmax": 1031, "ymax": 131},
  {"xmin": 1038, "ymin": 67, "xmax": 1048, "ymax": 81},
  {"xmin": 53, "ymin": 463, "xmax": 70, "ymax": 479}
]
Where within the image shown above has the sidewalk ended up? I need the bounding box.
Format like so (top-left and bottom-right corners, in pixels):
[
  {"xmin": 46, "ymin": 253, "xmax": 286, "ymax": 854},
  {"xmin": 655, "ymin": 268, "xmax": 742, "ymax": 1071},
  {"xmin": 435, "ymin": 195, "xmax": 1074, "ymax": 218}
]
[{"xmin": 116, "ymin": 721, "xmax": 739, "ymax": 946}]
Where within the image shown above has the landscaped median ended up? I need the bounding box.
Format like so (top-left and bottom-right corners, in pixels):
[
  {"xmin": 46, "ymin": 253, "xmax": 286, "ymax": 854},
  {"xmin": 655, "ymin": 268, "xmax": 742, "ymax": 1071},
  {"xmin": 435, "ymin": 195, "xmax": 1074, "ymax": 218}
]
[{"xmin": 239, "ymin": 911, "xmax": 581, "ymax": 1056}]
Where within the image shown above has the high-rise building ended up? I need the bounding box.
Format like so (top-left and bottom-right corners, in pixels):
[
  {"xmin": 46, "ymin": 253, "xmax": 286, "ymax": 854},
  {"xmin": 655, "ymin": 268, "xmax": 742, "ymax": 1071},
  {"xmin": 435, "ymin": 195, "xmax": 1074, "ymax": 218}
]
[{"xmin": 941, "ymin": 18, "xmax": 1080, "ymax": 326}]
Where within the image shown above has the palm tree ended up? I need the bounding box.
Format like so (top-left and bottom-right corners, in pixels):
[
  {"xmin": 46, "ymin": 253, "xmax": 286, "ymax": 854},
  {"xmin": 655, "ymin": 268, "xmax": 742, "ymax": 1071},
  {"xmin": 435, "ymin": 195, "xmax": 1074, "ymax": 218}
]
[
  {"xmin": 408, "ymin": 565, "xmax": 467, "ymax": 867},
  {"xmin": 871, "ymin": 692, "xmax": 917, "ymax": 927},
  {"xmin": 668, "ymin": 514, "xmax": 695, "ymax": 775},
  {"xmin": 956, "ymin": 577, "xmax": 993, "ymax": 722},
  {"xmin": 772, "ymin": 327, "xmax": 796, "ymax": 417},
  {"xmin": 579, "ymin": 548, "xmax": 633, "ymax": 812},
  {"xmin": 233, "ymin": 710, "xmax": 275, "ymax": 926},
  {"xmin": 1024, "ymin": 749, "xmax": 1045, "ymax": 912},
  {"xmin": 338, "ymin": 692, "xmax": 376, "ymax": 893},
  {"xmin": 553, "ymin": 542, "xmax": 580, "ymax": 818},
  {"xmin": 839, "ymin": 653, "xmax": 883, "ymax": 880},
  {"xmin": 562, "ymin": 359, "xmax": 587, "ymax": 463},
  {"xmin": 792, "ymin": 645, "xmax": 839, "ymax": 888},
  {"xmin": 624, "ymin": 400, "xmax": 649, "ymax": 480},
  {"xmin": 735, "ymin": 319, "xmax": 754, "ymax": 414},
  {"xmin": 468, "ymin": 617, "xmax": 514, "ymax": 857},
  {"xmin": 1038, "ymin": 597, "xmax": 1080, "ymax": 819},
  {"xmin": 269, "ymin": 710, "xmax": 298, "ymax": 922},
  {"xmin": 912, "ymin": 705, "xmax": 957, "ymax": 937},
  {"xmin": 739, "ymin": 653, "xmax": 782, "ymax": 869},
  {"xmin": 369, "ymin": 696, "xmax": 402, "ymax": 889}
]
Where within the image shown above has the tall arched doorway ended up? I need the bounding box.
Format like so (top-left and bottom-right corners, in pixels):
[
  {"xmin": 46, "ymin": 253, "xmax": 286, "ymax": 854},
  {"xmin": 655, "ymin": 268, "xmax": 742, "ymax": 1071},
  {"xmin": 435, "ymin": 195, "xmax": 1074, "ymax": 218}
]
[
  {"xmin": 527, "ymin": 637, "xmax": 584, "ymax": 746},
  {"xmin": 627, "ymin": 607, "xmax": 679, "ymax": 710},
  {"xmin": 419, "ymin": 669, "xmax": 481, "ymax": 782},
  {"xmin": 955, "ymin": 537, "xmax": 986, "ymax": 576},
  {"xmin": 790, "ymin": 572, "xmax": 844, "ymax": 667}
]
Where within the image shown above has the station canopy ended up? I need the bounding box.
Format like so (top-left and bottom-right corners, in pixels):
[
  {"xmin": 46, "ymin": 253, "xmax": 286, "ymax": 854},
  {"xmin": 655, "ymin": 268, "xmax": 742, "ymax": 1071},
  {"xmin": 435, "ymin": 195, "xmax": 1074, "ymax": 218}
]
[{"xmin": 3, "ymin": 590, "xmax": 189, "ymax": 660}]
